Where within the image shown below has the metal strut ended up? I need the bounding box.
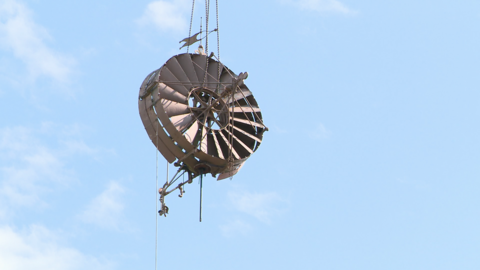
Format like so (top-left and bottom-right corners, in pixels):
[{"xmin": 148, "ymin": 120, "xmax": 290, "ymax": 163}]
[{"xmin": 158, "ymin": 167, "xmax": 193, "ymax": 217}]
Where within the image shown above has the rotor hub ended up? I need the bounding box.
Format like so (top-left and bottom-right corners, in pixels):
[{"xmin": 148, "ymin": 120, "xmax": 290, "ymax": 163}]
[{"xmin": 188, "ymin": 87, "xmax": 229, "ymax": 130}]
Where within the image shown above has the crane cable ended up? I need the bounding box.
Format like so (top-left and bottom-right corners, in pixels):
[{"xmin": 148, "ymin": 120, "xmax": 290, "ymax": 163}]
[
  {"xmin": 205, "ymin": 0, "xmax": 210, "ymax": 55},
  {"xmin": 187, "ymin": 0, "xmax": 195, "ymax": 53},
  {"xmin": 202, "ymin": 0, "xmax": 210, "ymax": 87},
  {"xmin": 216, "ymin": 0, "xmax": 220, "ymax": 80},
  {"xmin": 155, "ymin": 121, "xmax": 158, "ymax": 270},
  {"xmin": 187, "ymin": 0, "xmax": 221, "ymax": 81}
]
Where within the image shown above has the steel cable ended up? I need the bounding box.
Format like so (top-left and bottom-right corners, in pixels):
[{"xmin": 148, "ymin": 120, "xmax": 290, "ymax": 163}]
[{"xmin": 187, "ymin": 0, "xmax": 196, "ymax": 53}]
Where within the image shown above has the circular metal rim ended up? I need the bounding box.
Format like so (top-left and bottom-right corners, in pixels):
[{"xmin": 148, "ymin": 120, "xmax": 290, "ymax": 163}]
[{"xmin": 187, "ymin": 86, "xmax": 230, "ymax": 131}]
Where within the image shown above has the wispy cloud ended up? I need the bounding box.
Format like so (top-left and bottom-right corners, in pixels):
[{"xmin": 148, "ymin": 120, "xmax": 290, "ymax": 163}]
[
  {"xmin": 136, "ymin": 0, "xmax": 189, "ymax": 33},
  {"xmin": 228, "ymin": 190, "xmax": 289, "ymax": 224},
  {"xmin": 0, "ymin": 0, "xmax": 75, "ymax": 84},
  {"xmin": 308, "ymin": 123, "xmax": 331, "ymax": 140},
  {"xmin": 219, "ymin": 219, "xmax": 252, "ymax": 238},
  {"xmin": 220, "ymin": 189, "xmax": 288, "ymax": 236},
  {"xmin": 0, "ymin": 225, "xmax": 111, "ymax": 270},
  {"xmin": 0, "ymin": 124, "xmax": 101, "ymax": 217},
  {"xmin": 0, "ymin": 126, "xmax": 71, "ymax": 210},
  {"xmin": 281, "ymin": 0, "xmax": 356, "ymax": 14},
  {"xmin": 78, "ymin": 181, "xmax": 126, "ymax": 230}
]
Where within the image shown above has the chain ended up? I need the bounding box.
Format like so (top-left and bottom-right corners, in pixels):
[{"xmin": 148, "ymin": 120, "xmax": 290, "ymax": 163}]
[
  {"xmin": 205, "ymin": 0, "xmax": 210, "ymax": 55},
  {"xmin": 202, "ymin": 0, "xmax": 210, "ymax": 88},
  {"xmin": 216, "ymin": 0, "xmax": 220, "ymax": 88},
  {"xmin": 187, "ymin": 0, "xmax": 196, "ymax": 53},
  {"xmin": 216, "ymin": 0, "xmax": 220, "ymax": 61}
]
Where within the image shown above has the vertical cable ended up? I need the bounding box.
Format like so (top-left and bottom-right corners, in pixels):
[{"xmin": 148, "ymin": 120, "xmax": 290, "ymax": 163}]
[
  {"xmin": 155, "ymin": 121, "xmax": 158, "ymax": 270},
  {"xmin": 187, "ymin": 0, "xmax": 195, "ymax": 53},
  {"xmin": 204, "ymin": 0, "xmax": 210, "ymax": 55},
  {"xmin": 215, "ymin": 0, "xmax": 220, "ymax": 92},
  {"xmin": 216, "ymin": 0, "xmax": 220, "ymax": 62},
  {"xmin": 202, "ymin": 0, "xmax": 211, "ymax": 87},
  {"xmin": 199, "ymin": 173, "xmax": 203, "ymax": 222},
  {"xmin": 199, "ymin": 18, "xmax": 202, "ymax": 49}
]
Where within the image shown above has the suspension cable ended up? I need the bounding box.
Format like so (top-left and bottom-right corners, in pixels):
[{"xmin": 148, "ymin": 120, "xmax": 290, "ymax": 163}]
[
  {"xmin": 187, "ymin": 0, "xmax": 196, "ymax": 53},
  {"xmin": 216, "ymin": 0, "xmax": 220, "ymax": 62},
  {"xmin": 202, "ymin": 0, "xmax": 211, "ymax": 88},
  {"xmin": 205, "ymin": 0, "xmax": 210, "ymax": 55},
  {"xmin": 199, "ymin": 173, "xmax": 203, "ymax": 222},
  {"xmin": 155, "ymin": 121, "xmax": 158, "ymax": 270},
  {"xmin": 213, "ymin": 0, "xmax": 220, "ymax": 93}
]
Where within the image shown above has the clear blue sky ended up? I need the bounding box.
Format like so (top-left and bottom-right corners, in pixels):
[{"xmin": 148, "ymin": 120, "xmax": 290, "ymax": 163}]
[{"xmin": 1, "ymin": 0, "xmax": 479, "ymax": 269}]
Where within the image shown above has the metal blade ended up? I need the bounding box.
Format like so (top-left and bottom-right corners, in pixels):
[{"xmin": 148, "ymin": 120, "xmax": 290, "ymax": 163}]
[
  {"xmin": 170, "ymin": 113, "xmax": 195, "ymax": 132},
  {"xmin": 233, "ymin": 118, "xmax": 266, "ymax": 129},
  {"xmin": 212, "ymin": 131, "xmax": 225, "ymax": 159},
  {"xmin": 218, "ymin": 70, "xmax": 234, "ymax": 92},
  {"xmin": 160, "ymin": 66, "xmax": 189, "ymax": 96},
  {"xmin": 223, "ymin": 88, "xmax": 253, "ymax": 104},
  {"xmin": 183, "ymin": 121, "xmax": 199, "ymax": 143},
  {"xmin": 161, "ymin": 99, "xmax": 190, "ymax": 117},
  {"xmin": 231, "ymin": 106, "xmax": 261, "ymax": 113},
  {"xmin": 206, "ymin": 60, "xmax": 222, "ymax": 87},
  {"xmin": 224, "ymin": 129, "xmax": 254, "ymax": 155},
  {"xmin": 217, "ymin": 131, "xmax": 241, "ymax": 159},
  {"xmin": 231, "ymin": 125, "xmax": 262, "ymax": 143},
  {"xmin": 166, "ymin": 57, "xmax": 193, "ymax": 90},
  {"xmin": 191, "ymin": 54, "xmax": 207, "ymax": 84},
  {"xmin": 158, "ymin": 83, "xmax": 188, "ymax": 104},
  {"xmin": 200, "ymin": 126, "xmax": 208, "ymax": 153},
  {"xmin": 176, "ymin": 54, "xmax": 199, "ymax": 86},
  {"xmin": 219, "ymin": 68, "xmax": 234, "ymax": 83}
]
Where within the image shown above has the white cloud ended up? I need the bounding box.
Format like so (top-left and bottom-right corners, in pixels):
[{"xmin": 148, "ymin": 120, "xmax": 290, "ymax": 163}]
[
  {"xmin": 0, "ymin": 225, "xmax": 111, "ymax": 270},
  {"xmin": 228, "ymin": 190, "xmax": 288, "ymax": 224},
  {"xmin": 219, "ymin": 219, "xmax": 252, "ymax": 238},
  {"xmin": 79, "ymin": 181, "xmax": 126, "ymax": 230},
  {"xmin": 0, "ymin": 124, "xmax": 101, "ymax": 218},
  {"xmin": 0, "ymin": 0, "xmax": 75, "ymax": 83},
  {"xmin": 61, "ymin": 140, "xmax": 100, "ymax": 157},
  {"xmin": 308, "ymin": 123, "xmax": 331, "ymax": 140},
  {"xmin": 136, "ymin": 0, "xmax": 189, "ymax": 32},
  {"xmin": 0, "ymin": 126, "xmax": 72, "ymax": 210},
  {"xmin": 0, "ymin": 147, "xmax": 67, "ymax": 207},
  {"xmin": 282, "ymin": 0, "xmax": 356, "ymax": 14}
]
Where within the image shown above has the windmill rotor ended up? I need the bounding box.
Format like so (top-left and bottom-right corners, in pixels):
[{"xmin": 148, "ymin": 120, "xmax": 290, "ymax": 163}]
[{"xmin": 139, "ymin": 52, "xmax": 266, "ymax": 183}]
